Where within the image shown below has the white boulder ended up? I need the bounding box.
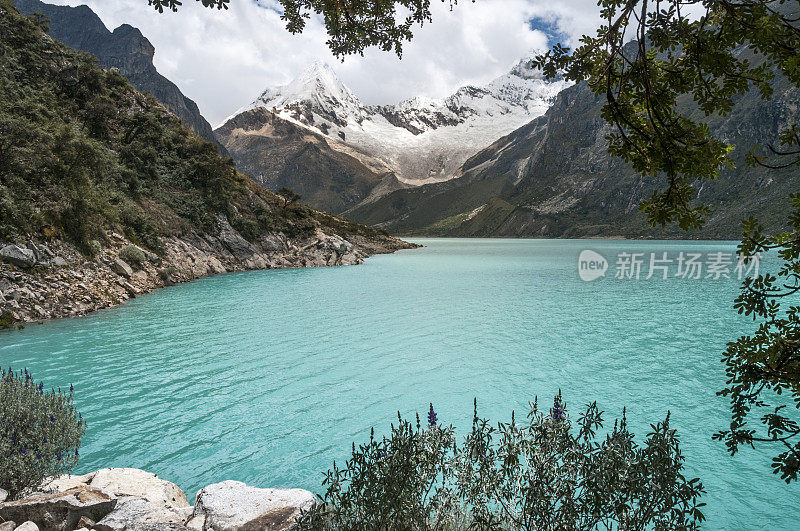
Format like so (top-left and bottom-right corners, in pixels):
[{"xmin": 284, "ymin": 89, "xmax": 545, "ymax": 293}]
[
  {"xmin": 93, "ymin": 497, "xmax": 190, "ymax": 531},
  {"xmin": 190, "ymin": 481, "xmax": 315, "ymax": 531},
  {"xmin": 44, "ymin": 469, "xmax": 188, "ymax": 510},
  {"xmin": 110, "ymin": 259, "xmax": 133, "ymax": 279}
]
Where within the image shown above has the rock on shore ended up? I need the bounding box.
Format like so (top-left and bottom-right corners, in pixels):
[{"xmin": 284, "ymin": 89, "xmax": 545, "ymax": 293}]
[
  {"xmin": 0, "ymin": 468, "xmax": 316, "ymax": 531},
  {"xmin": 0, "ymin": 214, "xmax": 417, "ymax": 329}
]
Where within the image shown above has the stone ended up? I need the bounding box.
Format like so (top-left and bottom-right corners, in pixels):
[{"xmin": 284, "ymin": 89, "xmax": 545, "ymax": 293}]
[
  {"xmin": 13, "ymin": 522, "xmax": 38, "ymax": 531},
  {"xmin": 42, "ymin": 473, "xmax": 94, "ymax": 494},
  {"xmin": 38, "ymin": 244, "xmax": 54, "ymax": 258},
  {"xmin": 217, "ymin": 217, "xmax": 256, "ymax": 260},
  {"xmin": 76, "ymin": 516, "xmax": 94, "ymax": 529},
  {"xmin": 243, "ymin": 255, "xmax": 268, "ymax": 270},
  {"xmin": 183, "ymin": 514, "xmax": 204, "ymax": 531},
  {"xmin": 110, "ymin": 259, "xmax": 133, "ymax": 279},
  {"xmin": 259, "ymin": 234, "xmax": 284, "ymax": 253},
  {"xmin": 0, "ymin": 245, "xmax": 37, "ymax": 268},
  {"xmin": 87, "ymin": 469, "xmax": 188, "ymax": 510},
  {"xmin": 49, "ymin": 257, "xmax": 68, "ymax": 268},
  {"xmin": 325, "ymin": 235, "xmax": 353, "ymax": 254},
  {"xmin": 192, "ymin": 481, "xmax": 315, "ymax": 531},
  {"xmin": 0, "ymin": 488, "xmax": 7, "ymax": 503},
  {"xmin": 93, "ymin": 497, "xmax": 189, "ymax": 531},
  {"xmin": 0, "ymin": 486, "xmax": 116, "ymax": 531},
  {"xmin": 144, "ymin": 251, "xmax": 161, "ymax": 265},
  {"xmin": 44, "ymin": 470, "xmax": 188, "ymax": 511},
  {"xmin": 0, "ymin": 521, "xmax": 15, "ymax": 531},
  {"xmin": 206, "ymin": 257, "xmax": 226, "ymax": 275}
]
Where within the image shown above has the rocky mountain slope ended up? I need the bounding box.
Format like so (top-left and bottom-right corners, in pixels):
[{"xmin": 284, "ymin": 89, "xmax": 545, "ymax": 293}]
[
  {"xmin": 0, "ymin": 0, "xmax": 415, "ymax": 329},
  {"xmin": 223, "ymin": 60, "xmax": 569, "ymax": 184},
  {"xmin": 347, "ymin": 65, "xmax": 800, "ymax": 239},
  {"xmin": 14, "ymin": 0, "xmax": 227, "ymax": 155},
  {"xmin": 214, "ymin": 107, "xmax": 408, "ymax": 214}
]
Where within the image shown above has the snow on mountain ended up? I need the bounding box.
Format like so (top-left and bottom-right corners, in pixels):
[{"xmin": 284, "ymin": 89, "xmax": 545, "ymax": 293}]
[{"xmin": 221, "ymin": 58, "xmax": 571, "ymax": 184}]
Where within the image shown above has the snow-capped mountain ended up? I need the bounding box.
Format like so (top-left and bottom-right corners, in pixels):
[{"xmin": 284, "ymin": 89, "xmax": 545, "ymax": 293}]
[{"xmin": 220, "ymin": 58, "xmax": 570, "ymax": 185}]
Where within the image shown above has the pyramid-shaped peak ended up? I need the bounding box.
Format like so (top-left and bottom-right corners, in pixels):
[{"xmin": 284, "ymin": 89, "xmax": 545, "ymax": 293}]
[
  {"xmin": 234, "ymin": 60, "xmax": 366, "ymax": 127},
  {"xmin": 252, "ymin": 60, "xmax": 358, "ymax": 106},
  {"xmin": 304, "ymin": 60, "xmax": 337, "ymax": 75},
  {"xmin": 293, "ymin": 60, "xmax": 346, "ymax": 90}
]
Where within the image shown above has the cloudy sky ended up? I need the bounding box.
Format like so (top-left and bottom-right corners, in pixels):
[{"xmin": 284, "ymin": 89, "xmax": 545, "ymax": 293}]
[{"xmin": 47, "ymin": 0, "xmax": 603, "ymax": 125}]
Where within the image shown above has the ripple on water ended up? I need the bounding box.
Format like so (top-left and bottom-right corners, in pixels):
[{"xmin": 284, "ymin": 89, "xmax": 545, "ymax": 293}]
[{"xmin": 0, "ymin": 239, "xmax": 797, "ymax": 528}]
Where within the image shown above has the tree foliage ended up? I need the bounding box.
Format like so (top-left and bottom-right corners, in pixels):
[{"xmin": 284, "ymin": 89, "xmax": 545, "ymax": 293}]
[
  {"xmin": 533, "ymin": 0, "xmax": 799, "ymax": 230},
  {"xmin": 0, "ymin": 368, "xmax": 85, "ymax": 500},
  {"xmin": 533, "ymin": 0, "xmax": 800, "ymax": 480},
  {"xmin": 277, "ymin": 187, "xmax": 302, "ymax": 209},
  {"xmin": 298, "ymin": 397, "xmax": 705, "ymax": 530},
  {"xmin": 713, "ymin": 197, "xmax": 800, "ymax": 483},
  {"xmin": 146, "ymin": 0, "xmax": 465, "ymax": 58}
]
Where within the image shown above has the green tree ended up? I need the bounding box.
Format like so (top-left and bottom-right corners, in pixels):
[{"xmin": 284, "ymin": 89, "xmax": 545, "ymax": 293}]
[
  {"xmin": 146, "ymin": 0, "xmax": 464, "ymax": 58},
  {"xmin": 532, "ymin": 0, "xmax": 800, "ymax": 481},
  {"xmin": 277, "ymin": 187, "xmax": 302, "ymax": 210}
]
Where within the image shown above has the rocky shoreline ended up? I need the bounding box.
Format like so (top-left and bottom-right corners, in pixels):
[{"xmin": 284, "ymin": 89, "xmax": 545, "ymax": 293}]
[
  {"xmin": 0, "ymin": 468, "xmax": 314, "ymax": 531},
  {"xmin": 0, "ymin": 215, "xmax": 417, "ymax": 330}
]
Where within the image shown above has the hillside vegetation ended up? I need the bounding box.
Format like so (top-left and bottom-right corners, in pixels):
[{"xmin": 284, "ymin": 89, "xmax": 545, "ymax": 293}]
[
  {"xmin": 13, "ymin": 0, "xmax": 227, "ymax": 155},
  {"xmin": 0, "ymin": 0, "xmax": 388, "ymax": 254}
]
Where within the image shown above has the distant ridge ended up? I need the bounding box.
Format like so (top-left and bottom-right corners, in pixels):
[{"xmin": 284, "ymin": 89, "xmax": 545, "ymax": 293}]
[{"xmin": 347, "ymin": 69, "xmax": 800, "ymax": 239}]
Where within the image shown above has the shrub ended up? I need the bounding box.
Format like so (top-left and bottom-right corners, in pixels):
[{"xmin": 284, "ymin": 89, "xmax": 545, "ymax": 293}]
[
  {"xmin": 298, "ymin": 396, "xmax": 705, "ymax": 530},
  {"xmin": 119, "ymin": 245, "xmax": 146, "ymax": 269},
  {"xmin": 0, "ymin": 368, "xmax": 86, "ymax": 499},
  {"xmin": 0, "ymin": 312, "xmax": 16, "ymax": 330},
  {"xmin": 86, "ymin": 239, "xmax": 102, "ymax": 257}
]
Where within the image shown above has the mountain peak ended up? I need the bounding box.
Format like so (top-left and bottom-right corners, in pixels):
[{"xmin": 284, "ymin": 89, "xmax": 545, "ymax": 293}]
[
  {"xmin": 227, "ymin": 60, "xmax": 367, "ymax": 131},
  {"xmin": 293, "ymin": 60, "xmax": 350, "ymax": 96},
  {"xmin": 247, "ymin": 61, "xmax": 360, "ymax": 111}
]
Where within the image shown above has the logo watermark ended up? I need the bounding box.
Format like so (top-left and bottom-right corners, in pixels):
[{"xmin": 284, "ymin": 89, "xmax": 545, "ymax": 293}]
[
  {"xmin": 578, "ymin": 249, "xmax": 760, "ymax": 282},
  {"xmin": 578, "ymin": 250, "xmax": 608, "ymax": 281}
]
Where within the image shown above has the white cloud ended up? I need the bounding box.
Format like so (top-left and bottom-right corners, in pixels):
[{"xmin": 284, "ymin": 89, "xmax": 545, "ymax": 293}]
[{"xmin": 45, "ymin": 0, "xmax": 603, "ymax": 125}]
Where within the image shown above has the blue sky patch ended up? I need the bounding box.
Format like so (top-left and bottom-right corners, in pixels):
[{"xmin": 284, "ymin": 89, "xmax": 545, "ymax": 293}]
[{"xmin": 529, "ymin": 16, "xmax": 570, "ymax": 46}]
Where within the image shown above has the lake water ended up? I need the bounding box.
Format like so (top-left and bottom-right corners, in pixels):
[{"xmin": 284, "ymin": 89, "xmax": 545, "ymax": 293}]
[{"xmin": 0, "ymin": 239, "xmax": 797, "ymax": 528}]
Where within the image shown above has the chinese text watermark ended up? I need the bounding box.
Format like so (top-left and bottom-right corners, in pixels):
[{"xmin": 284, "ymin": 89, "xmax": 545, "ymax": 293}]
[{"xmin": 578, "ymin": 249, "xmax": 760, "ymax": 282}]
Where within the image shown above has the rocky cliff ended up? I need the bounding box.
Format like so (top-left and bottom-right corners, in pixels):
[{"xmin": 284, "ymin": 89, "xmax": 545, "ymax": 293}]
[
  {"xmin": 0, "ymin": 217, "xmax": 414, "ymax": 328},
  {"xmin": 14, "ymin": 0, "xmax": 227, "ymax": 156}
]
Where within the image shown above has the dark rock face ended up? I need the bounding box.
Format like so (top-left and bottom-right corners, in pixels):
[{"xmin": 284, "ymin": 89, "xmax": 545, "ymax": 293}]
[{"xmin": 13, "ymin": 0, "xmax": 227, "ymax": 156}]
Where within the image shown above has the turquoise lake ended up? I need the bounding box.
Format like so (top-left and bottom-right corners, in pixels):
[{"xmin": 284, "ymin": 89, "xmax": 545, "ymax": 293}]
[{"xmin": 0, "ymin": 238, "xmax": 797, "ymax": 528}]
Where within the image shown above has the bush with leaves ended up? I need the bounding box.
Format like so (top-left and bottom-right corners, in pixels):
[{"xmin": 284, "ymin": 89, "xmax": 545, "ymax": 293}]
[
  {"xmin": 0, "ymin": 368, "xmax": 85, "ymax": 500},
  {"xmin": 298, "ymin": 396, "xmax": 705, "ymax": 530},
  {"xmin": 119, "ymin": 245, "xmax": 146, "ymax": 269}
]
